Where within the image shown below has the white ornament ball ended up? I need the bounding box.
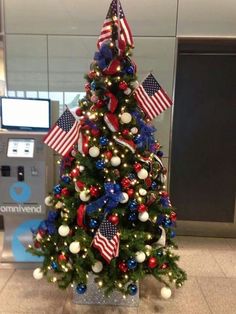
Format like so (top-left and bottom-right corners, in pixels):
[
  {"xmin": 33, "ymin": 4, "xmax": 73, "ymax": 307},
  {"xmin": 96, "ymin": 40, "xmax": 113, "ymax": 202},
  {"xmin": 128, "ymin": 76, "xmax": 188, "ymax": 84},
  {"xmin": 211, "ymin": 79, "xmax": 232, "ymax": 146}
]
[
  {"xmin": 79, "ymin": 190, "xmax": 91, "ymax": 202},
  {"xmin": 120, "ymin": 192, "xmax": 129, "ymax": 203},
  {"xmin": 36, "ymin": 232, "xmax": 42, "ymax": 241},
  {"xmin": 138, "ymin": 211, "xmax": 149, "ymax": 222},
  {"xmin": 33, "ymin": 268, "xmax": 43, "ymax": 280},
  {"xmin": 69, "ymin": 241, "xmax": 81, "ymax": 254},
  {"xmin": 120, "ymin": 112, "xmax": 132, "ymax": 124},
  {"xmin": 111, "ymin": 156, "xmax": 121, "ymax": 167},
  {"xmin": 137, "ymin": 168, "xmax": 149, "ymax": 180},
  {"xmin": 145, "ymin": 245, "xmax": 152, "ymax": 251},
  {"xmin": 160, "ymin": 287, "xmax": 172, "ymax": 300},
  {"xmin": 161, "ymin": 174, "xmax": 167, "ymax": 183},
  {"xmin": 58, "ymin": 225, "xmax": 70, "ymax": 237},
  {"xmin": 92, "ymin": 261, "xmax": 103, "ymax": 273},
  {"xmin": 131, "ymin": 127, "xmax": 138, "ymax": 134},
  {"xmin": 131, "ymin": 80, "xmax": 139, "ymax": 89},
  {"xmin": 44, "ymin": 195, "xmax": 53, "ymax": 206},
  {"xmin": 79, "ymin": 165, "xmax": 85, "ymax": 172},
  {"xmin": 55, "ymin": 201, "xmax": 63, "ymax": 209},
  {"xmin": 89, "ymin": 146, "xmax": 100, "ymax": 158},
  {"xmin": 71, "ymin": 149, "xmax": 77, "ymax": 157},
  {"xmin": 124, "ymin": 87, "xmax": 132, "ymax": 95},
  {"xmin": 135, "ymin": 251, "xmax": 146, "ymax": 263},
  {"xmin": 139, "ymin": 188, "xmax": 147, "ymax": 196}
]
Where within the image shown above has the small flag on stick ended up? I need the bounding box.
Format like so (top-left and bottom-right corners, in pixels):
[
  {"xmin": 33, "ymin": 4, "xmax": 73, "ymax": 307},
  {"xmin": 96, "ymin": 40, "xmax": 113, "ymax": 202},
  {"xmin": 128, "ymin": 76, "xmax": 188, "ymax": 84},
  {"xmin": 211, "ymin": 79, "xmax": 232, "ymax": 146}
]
[
  {"xmin": 97, "ymin": 0, "xmax": 134, "ymax": 49},
  {"xmin": 134, "ymin": 73, "xmax": 173, "ymax": 120},
  {"xmin": 93, "ymin": 219, "xmax": 120, "ymax": 263},
  {"xmin": 44, "ymin": 108, "xmax": 80, "ymax": 157}
]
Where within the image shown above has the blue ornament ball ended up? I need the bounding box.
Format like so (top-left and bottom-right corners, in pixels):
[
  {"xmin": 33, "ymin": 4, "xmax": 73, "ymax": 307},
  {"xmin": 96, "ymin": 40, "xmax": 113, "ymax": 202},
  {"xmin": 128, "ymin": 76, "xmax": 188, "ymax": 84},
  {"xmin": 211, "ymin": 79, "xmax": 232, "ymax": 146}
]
[
  {"xmin": 91, "ymin": 81, "xmax": 96, "ymax": 90},
  {"xmin": 157, "ymin": 250, "xmax": 163, "ymax": 257},
  {"xmin": 128, "ymin": 212, "xmax": 138, "ymax": 222},
  {"xmin": 127, "ymin": 283, "xmax": 138, "ymax": 296},
  {"xmin": 170, "ymin": 230, "xmax": 176, "ymax": 238},
  {"xmin": 129, "ymin": 200, "xmax": 138, "ymax": 211},
  {"xmin": 134, "ymin": 134, "xmax": 142, "ymax": 144},
  {"xmin": 156, "ymin": 150, "xmax": 164, "ymax": 157},
  {"xmin": 128, "ymin": 173, "xmax": 136, "ymax": 180},
  {"xmin": 151, "ymin": 181, "xmax": 157, "ymax": 190},
  {"xmin": 54, "ymin": 184, "xmax": 62, "ymax": 194},
  {"xmin": 89, "ymin": 218, "xmax": 99, "ymax": 229},
  {"xmin": 127, "ymin": 258, "xmax": 137, "ymax": 270},
  {"xmin": 96, "ymin": 160, "xmax": 105, "ymax": 170},
  {"xmin": 61, "ymin": 175, "xmax": 71, "ymax": 184},
  {"xmin": 99, "ymin": 136, "xmax": 109, "ymax": 146},
  {"xmin": 76, "ymin": 283, "xmax": 87, "ymax": 294},
  {"xmin": 164, "ymin": 219, "xmax": 172, "ymax": 227},
  {"xmin": 126, "ymin": 66, "xmax": 134, "ymax": 75},
  {"xmin": 51, "ymin": 261, "xmax": 58, "ymax": 270}
]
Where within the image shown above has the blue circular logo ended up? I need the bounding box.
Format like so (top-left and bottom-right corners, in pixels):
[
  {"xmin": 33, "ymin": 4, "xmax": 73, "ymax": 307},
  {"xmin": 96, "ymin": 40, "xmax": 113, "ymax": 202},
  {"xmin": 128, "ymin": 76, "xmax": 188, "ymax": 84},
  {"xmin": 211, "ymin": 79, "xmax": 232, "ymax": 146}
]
[{"xmin": 9, "ymin": 182, "xmax": 31, "ymax": 203}]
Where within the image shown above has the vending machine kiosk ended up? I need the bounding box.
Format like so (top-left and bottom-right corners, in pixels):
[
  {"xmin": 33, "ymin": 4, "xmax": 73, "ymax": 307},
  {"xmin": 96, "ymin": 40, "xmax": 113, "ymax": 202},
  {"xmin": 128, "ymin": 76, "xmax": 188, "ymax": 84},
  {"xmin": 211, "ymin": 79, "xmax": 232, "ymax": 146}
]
[{"xmin": 0, "ymin": 97, "xmax": 54, "ymax": 264}]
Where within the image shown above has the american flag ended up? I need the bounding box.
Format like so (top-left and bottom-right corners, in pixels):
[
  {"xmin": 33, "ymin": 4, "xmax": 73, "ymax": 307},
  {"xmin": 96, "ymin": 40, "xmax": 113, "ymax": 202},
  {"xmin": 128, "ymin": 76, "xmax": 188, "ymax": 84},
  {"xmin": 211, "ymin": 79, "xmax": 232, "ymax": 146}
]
[
  {"xmin": 97, "ymin": 0, "xmax": 134, "ymax": 49},
  {"xmin": 44, "ymin": 108, "xmax": 80, "ymax": 157},
  {"xmin": 134, "ymin": 73, "xmax": 173, "ymax": 120},
  {"xmin": 93, "ymin": 220, "xmax": 120, "ymax": 263}
]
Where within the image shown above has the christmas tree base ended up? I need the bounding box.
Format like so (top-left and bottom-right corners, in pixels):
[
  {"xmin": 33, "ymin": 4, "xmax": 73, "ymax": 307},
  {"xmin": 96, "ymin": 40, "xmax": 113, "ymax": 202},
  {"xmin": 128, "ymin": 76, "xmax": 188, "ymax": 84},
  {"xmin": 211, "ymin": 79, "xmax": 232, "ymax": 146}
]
[{"xmin": 73, "ymin": 274, "xmax": 139, "ymax": 307}]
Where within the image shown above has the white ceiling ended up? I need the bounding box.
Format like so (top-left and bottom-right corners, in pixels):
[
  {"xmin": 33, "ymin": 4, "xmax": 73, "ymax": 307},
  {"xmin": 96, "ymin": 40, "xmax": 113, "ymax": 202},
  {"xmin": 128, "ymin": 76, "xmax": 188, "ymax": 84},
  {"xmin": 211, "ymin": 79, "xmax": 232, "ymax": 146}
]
[{"xmin": 4, "ymin": 0, "xmax": 177, "ymax": 36}]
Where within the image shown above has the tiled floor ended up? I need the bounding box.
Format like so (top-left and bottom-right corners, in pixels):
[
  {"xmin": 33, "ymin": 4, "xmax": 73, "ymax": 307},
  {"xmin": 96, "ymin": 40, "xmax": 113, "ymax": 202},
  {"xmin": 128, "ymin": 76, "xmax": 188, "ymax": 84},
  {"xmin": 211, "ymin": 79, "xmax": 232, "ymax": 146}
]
[{"xmin": 0, "ymin": 234, "xmax": 236, "ymax": 314}]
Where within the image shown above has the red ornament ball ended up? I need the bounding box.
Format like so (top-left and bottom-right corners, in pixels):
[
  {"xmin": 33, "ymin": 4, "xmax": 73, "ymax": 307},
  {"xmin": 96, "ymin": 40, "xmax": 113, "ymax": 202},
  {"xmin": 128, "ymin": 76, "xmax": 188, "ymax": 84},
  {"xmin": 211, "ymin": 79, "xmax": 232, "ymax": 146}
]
[
  {"xmin": 160, "ymin": 263, "xmax": 168, "ymax": 269},
  {"xmin": 104, "ymin": 151, "xmax": 113, "ymax": 160},
  {"xmin": 108, "ymin": 214, "xmax": 119, "ymax": 225},
  {"xmin": 34, "ymin": 241, "xmax": 41, "ymax": 248},
  {"xmin": 70, "ymin": 167, "xmax": 80, "ymax": 178},
  {"xmin": 88, "ymin": 71, "xmax": 96, "ymax": 79},
  {"xmin": 138, "ymin": 204, "xmax": 148, "ymax": 213},
  {"xmin": 96, "ymin": 99, "xmax": 104, "ymax": 108},
  {"xmin": 119, "ymin": 81, "xmax": 128, "ymax": 90},
  {"xmin": 76, "ymin": 181, "xmax": 85, "ymax": 190},
  {"xmin": 161, "ymin": 191, "xmax": 169, "ymax": 198},
  {"xmin": 91, "ymin": 129, "xmax": 101, "ymax": 137},
  {"xmin": 145, "ymin": 177, "xmax": 152, "ymax": 188},
  {"xmin": 121, "ymin": 177, "xmax": 132, "ymax": 189},
  {"xmin": 75, "ymin": 108, "xmax": 83, "ymax": 117},
  {"xmin": 122, "ymin": 129, "xmax": 130, "ymax": 137},
  {"xmin": 58, "ymin": 254, "xmax": 67, "ymax": 263},
  {"xmin": 90, "ymin": 186, "xmax": 100, "ymax": 197},
  {"xmin": 84, "ymin": 82, "xmax": 91, "ymax": 92},
  {"xmin": 134, "ymin": 163, "xmax": 142, "ymax": 173},
  {"xmin": 61, "ymin": 187, "xmax": 70, "ymax": 197},
  {"xmin": 170, "ymin": 211, "xmax": 177, "ymax": 222},
  {"xmin": 148, "ymin": 257, "xmax": 158, "ymax": 268},
  {"xmin": 127, "ymin": 188, "xmax": 134, "ymax": 197},
  {"xmin": 118, "ymin": 261, "xmax": 128, "ymax": 273}
]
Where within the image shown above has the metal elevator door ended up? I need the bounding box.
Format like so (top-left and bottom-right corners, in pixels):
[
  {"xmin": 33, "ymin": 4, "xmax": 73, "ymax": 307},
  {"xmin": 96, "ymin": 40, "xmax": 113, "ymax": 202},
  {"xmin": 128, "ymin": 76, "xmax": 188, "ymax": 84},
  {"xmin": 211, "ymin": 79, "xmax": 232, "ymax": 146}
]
[{"xmin": 170, "ymin": 40, "xmax": 236, "ymax": 234}]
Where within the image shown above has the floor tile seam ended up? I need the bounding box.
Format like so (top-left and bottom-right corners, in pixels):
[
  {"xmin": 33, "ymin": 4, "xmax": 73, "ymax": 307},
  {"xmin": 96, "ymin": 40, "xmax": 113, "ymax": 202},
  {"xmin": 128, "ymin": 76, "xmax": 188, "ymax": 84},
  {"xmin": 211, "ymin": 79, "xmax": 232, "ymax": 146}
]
[
  {"xmin": 206, "ymin": 248, "xmax": 228, "ymax": 278},
  {"xmin": 195, "ymin": 277, "xmax": 214, "ymax": 314},
  {"xmin": 0, "ymin": 269, "xmax": 16, "ymax": 294}
]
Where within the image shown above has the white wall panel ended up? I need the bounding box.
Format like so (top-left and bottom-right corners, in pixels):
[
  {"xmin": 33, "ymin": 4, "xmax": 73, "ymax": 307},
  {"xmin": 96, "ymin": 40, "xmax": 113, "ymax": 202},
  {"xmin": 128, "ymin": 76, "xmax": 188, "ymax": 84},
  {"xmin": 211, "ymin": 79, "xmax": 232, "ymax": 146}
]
[
  {"xmin": 134, "ymin": 37, "xmax": 176, "ymax": 157},
  {"xmin": 6, "ymin": 35, "xmax": 48, "ymax": 91},
  {"xmin": 5, "ymin": 0, "xmax": 177, "ymax": 36},
  {"xmin": 178, "ymin": 0, "xmax": 236, "ymax": 37},
  {"xmin": 48, "ymin": 36, "xmax": 96, "ymax": 91}
]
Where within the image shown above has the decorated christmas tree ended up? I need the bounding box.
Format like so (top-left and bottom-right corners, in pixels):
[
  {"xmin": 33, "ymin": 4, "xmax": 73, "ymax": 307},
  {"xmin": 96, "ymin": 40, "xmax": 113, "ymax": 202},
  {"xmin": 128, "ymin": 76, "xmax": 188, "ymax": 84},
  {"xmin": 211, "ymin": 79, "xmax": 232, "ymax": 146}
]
[{"xmin": 29, "ymin": 0, "xmax": 186, "ymax": 299}]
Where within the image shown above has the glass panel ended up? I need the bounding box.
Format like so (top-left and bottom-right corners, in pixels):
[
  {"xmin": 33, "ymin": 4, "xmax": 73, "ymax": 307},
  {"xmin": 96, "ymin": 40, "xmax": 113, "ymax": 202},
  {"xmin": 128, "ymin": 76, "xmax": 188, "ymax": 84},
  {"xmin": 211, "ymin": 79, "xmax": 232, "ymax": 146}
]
[
  {"xmin": 26, "ymin": 91, "xmax": 37, "ymax": 98},
  {"xmin": 65, "ymin": 92, "xmax": 86, "ymax": 109}
]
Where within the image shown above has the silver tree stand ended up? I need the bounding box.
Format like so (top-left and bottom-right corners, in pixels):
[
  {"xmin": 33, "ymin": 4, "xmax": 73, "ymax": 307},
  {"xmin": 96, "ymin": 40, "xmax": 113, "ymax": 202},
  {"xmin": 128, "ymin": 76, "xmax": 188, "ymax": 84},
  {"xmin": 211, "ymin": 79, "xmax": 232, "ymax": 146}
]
[{"xmin": 73, "ymin": 274, "xmax": 139, "ymax": 307}]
